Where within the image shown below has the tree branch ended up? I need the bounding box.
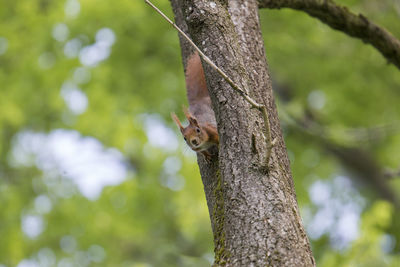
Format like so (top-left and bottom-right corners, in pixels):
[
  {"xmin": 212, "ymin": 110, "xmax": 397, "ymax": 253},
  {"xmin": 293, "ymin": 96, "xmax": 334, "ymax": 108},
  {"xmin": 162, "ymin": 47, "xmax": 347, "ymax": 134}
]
[
  {"xmin": 258, "ymin": 0, "xmax": 400, "ymax": 69},
  {"xmin": 384, "ymin": 168, "xmax": 400, "ymax": 180},
  {"xmin": 277, "ymin": 98, "xmax": 400, "ymax": 207}
]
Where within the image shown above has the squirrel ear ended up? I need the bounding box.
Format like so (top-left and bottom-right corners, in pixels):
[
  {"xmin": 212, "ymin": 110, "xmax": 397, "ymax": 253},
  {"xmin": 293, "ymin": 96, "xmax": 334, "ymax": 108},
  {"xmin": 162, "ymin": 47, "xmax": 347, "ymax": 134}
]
[
  {"xmin": 182, "ymin": 107, "xmax": 199, "ymax": 126},
  {"xmin": 171, "ymin": 113, "xmax": 184, "ymax": 132},
  {"xmin": 183, "ymin": 106, "xmax": 191, "ymax": 119},
  {"xmin": 189, "ymin": 116, "xmax": 199, "ymax": 127}
]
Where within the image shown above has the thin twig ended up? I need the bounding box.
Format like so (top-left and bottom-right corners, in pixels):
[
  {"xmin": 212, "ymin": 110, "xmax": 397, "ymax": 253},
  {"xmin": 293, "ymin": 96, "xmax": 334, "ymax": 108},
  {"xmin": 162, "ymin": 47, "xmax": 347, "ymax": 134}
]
[
  {"xmin": 144, "ymin": 0, "xmax": 246, "ymax": 96},
  {"xmin": 145, "ymin": 0, "xmax": 276, "ymax": 167}
]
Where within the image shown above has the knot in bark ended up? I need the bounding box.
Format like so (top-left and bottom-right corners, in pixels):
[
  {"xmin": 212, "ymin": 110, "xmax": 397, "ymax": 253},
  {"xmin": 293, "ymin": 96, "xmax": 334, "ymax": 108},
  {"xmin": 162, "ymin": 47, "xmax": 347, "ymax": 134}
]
[
  {"xmin": 185, "ymin": 1, "xmax": 226, "ymax": 28},
  {"xmin": 185, "ymin": 3, "xmax": 207, "ymax": 28}
]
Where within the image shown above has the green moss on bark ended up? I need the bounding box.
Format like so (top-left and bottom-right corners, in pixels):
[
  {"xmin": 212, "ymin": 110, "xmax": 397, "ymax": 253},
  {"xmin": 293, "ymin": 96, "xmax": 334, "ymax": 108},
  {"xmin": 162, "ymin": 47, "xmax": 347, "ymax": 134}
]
[{"xmin": 212, "ymin": 170, "xmax": 229, "ymax": 266}]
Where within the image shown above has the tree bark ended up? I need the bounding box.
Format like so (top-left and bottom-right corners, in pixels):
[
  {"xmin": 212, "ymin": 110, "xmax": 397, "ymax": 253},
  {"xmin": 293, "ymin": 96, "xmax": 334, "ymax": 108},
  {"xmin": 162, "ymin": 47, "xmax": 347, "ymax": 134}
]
[{"xmin": 170, "ymin": 0, "xmax": 315, "ymax": 266}]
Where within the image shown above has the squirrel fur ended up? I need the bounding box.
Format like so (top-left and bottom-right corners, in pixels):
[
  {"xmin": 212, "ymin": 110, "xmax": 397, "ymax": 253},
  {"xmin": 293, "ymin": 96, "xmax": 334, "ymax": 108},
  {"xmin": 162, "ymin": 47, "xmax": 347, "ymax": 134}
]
[{"xmin": 171, "ymin": 52, "xmax": 219, "ymax": 160}]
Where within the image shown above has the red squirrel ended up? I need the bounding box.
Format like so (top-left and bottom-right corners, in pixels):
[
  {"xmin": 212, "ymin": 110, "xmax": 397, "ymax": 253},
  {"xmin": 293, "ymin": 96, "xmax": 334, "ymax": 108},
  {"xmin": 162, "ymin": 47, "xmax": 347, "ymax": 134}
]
[{"xmin": 171, "ymin": 52, "xmax": 219, "ymax": 160}]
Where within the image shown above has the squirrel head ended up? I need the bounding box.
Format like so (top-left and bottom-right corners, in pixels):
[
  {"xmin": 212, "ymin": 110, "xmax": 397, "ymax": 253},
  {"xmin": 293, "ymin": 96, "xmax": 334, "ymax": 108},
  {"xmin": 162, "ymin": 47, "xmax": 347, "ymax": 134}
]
[{"xmin": 171, "ymin": 109, "xmax": 210, "ymax": 152}]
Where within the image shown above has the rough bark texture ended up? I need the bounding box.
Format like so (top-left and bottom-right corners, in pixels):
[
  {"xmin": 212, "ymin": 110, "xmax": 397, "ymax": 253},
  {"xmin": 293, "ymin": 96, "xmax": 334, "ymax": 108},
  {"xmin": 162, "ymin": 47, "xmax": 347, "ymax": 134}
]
[
  {"xmin": 258, "ymin": 0, "xmax": 400, "ymax": 70},
  {"xmin": 170, "ymin": 0, "xmax": 315, "ymax": 266}
]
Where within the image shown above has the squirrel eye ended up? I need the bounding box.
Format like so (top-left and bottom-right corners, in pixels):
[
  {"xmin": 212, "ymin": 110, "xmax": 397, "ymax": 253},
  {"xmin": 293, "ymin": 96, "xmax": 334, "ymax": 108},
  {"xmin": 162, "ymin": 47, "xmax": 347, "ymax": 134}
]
[{"xmin": 196, "ymin": 128, "xmax": 201, "ymax": 133}]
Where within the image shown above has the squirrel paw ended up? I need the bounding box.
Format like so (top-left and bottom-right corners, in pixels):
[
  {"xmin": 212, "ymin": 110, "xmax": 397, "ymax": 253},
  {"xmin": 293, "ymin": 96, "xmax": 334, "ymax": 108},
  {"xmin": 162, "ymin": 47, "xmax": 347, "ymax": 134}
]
[{"xmin": 201, "ymin": 151, "xmax": 212, "ymax": 163}]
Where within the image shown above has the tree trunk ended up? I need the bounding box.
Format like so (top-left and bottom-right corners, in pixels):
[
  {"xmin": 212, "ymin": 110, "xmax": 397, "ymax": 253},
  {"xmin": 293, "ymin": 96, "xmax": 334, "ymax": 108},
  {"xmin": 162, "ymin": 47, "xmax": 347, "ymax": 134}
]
[{"xmin": 170, "ymin": 0, "xmax": 315, "ymax": 266}]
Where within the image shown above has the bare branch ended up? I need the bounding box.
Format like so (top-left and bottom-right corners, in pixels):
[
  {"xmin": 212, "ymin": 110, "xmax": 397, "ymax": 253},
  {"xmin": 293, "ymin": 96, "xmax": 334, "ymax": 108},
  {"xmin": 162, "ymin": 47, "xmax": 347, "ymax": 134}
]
[
  {"xmin": 258, "ymin": 0, "xmax": 400, "ymax": 70},
  {"xmin": 278, "ymin": 104, "xmax": 400, "ymax": 207},
  {"xmin": 384, "ymin": 168, "xmax": 400, "ymax": 179}
]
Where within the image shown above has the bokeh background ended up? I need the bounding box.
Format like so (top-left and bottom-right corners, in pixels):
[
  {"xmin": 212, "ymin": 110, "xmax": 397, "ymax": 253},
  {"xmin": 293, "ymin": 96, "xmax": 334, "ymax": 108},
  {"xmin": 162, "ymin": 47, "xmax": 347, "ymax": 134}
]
[{"xmin": 1, "ymin": 0, "xmax": 400, "ymax": 266}]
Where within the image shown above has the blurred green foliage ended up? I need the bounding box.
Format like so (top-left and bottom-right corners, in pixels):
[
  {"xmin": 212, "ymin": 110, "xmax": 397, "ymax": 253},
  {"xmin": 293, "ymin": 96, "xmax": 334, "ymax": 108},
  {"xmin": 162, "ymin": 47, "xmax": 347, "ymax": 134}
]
[{"xmin": 0, "ymin": 0, "xmax": 399, "ymax": 266}]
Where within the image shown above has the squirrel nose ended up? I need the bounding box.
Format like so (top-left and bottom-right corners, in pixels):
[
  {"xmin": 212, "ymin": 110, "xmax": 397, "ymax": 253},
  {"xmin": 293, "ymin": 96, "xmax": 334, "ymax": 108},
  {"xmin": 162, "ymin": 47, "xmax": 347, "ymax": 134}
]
[{"xmin": 191, "ymin": 139, "xmax": 199, "ymax": 146}]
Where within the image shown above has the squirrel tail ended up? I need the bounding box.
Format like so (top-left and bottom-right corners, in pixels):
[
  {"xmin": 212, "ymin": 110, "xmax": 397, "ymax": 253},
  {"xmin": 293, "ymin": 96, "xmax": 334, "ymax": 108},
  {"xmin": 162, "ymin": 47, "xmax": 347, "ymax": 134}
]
[{"xmin": 186, "ymin": 52, "xmax": 209, "ymax": 106}]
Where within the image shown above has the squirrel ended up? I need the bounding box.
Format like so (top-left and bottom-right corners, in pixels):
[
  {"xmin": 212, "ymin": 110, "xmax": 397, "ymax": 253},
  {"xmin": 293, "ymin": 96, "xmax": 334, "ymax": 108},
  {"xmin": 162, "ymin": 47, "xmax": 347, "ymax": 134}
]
[{"xmin": 171, "ymin": 52, "xmax": 219, "ymax": 160}]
